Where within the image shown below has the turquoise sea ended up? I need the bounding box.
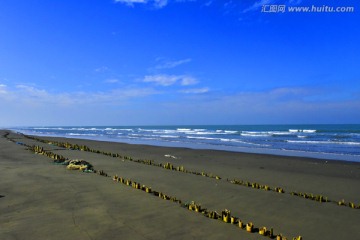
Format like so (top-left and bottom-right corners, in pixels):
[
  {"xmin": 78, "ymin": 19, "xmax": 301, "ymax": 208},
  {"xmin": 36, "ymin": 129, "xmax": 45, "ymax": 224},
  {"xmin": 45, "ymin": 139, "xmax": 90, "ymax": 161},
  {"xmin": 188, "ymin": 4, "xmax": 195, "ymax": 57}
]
[{"xmin": 12, "ymin": 124, "xmax": 360, "ymax": 162}]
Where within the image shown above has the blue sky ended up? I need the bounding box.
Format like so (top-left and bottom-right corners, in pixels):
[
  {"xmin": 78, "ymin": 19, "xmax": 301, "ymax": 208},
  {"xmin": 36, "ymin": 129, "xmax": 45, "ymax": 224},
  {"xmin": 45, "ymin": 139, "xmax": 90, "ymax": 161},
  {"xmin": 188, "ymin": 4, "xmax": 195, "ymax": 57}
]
[{"xmin": 0, "ymin": 0, "xmax": 359, "ymax": 126}]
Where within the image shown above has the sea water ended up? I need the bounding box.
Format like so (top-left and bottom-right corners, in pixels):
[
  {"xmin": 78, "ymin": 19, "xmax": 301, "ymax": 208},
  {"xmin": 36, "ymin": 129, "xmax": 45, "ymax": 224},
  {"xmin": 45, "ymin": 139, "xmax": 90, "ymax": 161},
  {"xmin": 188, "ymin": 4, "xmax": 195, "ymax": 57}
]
[{"xmin": 12, "ymin": 124, "xmax": 360, "ymax": 162}]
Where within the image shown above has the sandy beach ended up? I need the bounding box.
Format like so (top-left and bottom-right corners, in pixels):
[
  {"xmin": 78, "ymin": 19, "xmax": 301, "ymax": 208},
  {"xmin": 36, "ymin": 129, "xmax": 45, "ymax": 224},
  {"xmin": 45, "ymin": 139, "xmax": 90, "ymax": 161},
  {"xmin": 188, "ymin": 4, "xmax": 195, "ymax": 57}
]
[{"xmin": 1, "ymin": 130, "xmax": 360, "ymax": 240}]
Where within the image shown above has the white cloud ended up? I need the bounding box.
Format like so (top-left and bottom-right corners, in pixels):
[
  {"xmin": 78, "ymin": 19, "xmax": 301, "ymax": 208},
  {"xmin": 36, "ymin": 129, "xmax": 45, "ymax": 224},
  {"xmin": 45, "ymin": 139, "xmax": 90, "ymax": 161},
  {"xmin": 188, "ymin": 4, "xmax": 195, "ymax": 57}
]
[
  {"xmin": 114, "ymin": 0, "xmax": 200, "ymax": 8},
  {"xmin": 1, "ymin": 84, "xmax": 358, "ymax": 126},
  {"xmin": 143, "ymin": 74, "xmax": 198, "ymax": 86},
  {"xmin": 115, "ymin": 0, "xmax": 147, "ymax": 5},
  {"xmin": 242, "ymin": 0, "xmax": 274, "ymax": 13},
  {"xmin": 224, "ymin": 1, "xmax": 234, "ymax": 9},
  {"xmin": 180, "ymin": 87, "xmax": 209, "ymax": 94},
  {"xmin": 0, "ymin": 84, "xmax": 159, "ymax": 107},
  {"xmin": 16, "ymin": 85, "xmax": 50, "ymax": 98},
  {"xmin": 242, "ymin": 0, "xmax": 303, "ymax": 13},
  {"xmin": 114, "ymin": 0, "xmax": 168, "ymax": 8},
  {"xmin": 154, "ymin": 0, "xmax": 168, "ymax": 8},
  {"xmin": 143, "ymin": 74, "xmax": 179, "ymax": 86},
  {"xmin": 163, "ymin": 87, "xmax": 360, "ymax": 124},
  {"xmin": 155, "ymin": 58, "xmax": 192, "ymax": 69},
  {"xmin": 288, "ymin": 0, "xmax": 302, "ymax": 4},
  {"xmin": 94, "ymin": 66, "xmax": 109, "ymax": 72},
  {"xmin": 104, "ymin": 79, "xmax": 119, "ymax": 84},
  {"xmin": 0, "ymin": 84, "xmax": 7, "ymax": 94},
  {"xmin": 268, "ymin": 87, "xmax": 315, "ymax": 98},
  {"xmin": 180, "ymin": 76, "xmax": 198, "ymax": 86}
]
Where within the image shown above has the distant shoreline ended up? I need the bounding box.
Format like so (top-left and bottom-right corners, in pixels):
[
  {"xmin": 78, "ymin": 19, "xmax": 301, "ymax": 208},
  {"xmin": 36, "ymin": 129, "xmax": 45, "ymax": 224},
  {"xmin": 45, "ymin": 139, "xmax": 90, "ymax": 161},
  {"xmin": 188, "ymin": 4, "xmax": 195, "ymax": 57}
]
[
  {"xmin": 3, "ymin": 129, "xmax": 360, "ymax": 165},
  {"xmin": 9, "ymin": 124, "xmax": 360, "ymax": 162}
]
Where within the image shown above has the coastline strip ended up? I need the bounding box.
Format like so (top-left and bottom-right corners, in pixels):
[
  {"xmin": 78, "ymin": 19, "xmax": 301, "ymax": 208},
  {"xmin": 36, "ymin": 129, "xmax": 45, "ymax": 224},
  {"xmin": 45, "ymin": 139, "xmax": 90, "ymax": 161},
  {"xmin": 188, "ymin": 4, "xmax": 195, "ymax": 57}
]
[{"xmin": 17, "ymin": 133, "xmax": 360, "ymax": 210}]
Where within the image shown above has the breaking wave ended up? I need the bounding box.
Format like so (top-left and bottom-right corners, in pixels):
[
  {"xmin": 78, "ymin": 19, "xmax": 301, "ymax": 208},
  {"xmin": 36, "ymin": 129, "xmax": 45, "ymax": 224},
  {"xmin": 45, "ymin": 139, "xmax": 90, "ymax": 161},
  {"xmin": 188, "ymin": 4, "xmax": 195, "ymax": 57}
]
[{"xmin": 11, "ymin": 124, "xmax": 360, "ymax": 162}]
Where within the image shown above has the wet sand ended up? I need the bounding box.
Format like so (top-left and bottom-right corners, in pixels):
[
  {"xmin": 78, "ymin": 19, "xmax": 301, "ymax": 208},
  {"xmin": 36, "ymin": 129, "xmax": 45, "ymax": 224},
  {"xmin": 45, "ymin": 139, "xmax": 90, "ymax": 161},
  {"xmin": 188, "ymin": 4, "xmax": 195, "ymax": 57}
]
[{"xmin": 1, "ymin": 130, "xmax": 360, "ymax": 240}]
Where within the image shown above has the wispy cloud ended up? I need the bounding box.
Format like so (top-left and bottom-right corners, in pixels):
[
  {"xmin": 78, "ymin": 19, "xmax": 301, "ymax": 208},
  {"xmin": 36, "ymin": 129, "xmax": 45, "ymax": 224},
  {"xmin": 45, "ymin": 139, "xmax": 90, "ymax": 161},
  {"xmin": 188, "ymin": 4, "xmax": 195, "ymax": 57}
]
[
  {"xmin": 94, "ymin": 66, "xmax": 109, "ymax": 72},
  {"xmin": 114, "ymin": 0, "xmax": 204, "ymax": 8},
  {"xmin": 180, "ymin": 87, "xmax": 209, "ymax": 94},
  {"xmin": 155, "ymin": 58, "xmax": 192, "ymax": 69},
  {"xmin": 224, "ymin": 0, "xmax": 235, "ymax": 9},
  {"xmin": 242, "ymin": 0, "xmax": 303, "ymax": 13},
  {"xmin": 115, "ymin": 0, "xmax": 147, "ymax": 5},
  {"xmin": 180, "ymin": 76, "xmax": 198, "ymax": 86},
  {"xmin": 154, "ymin": 0, "xmax": 168, "ymax": 8},
  {"xmin": 0, "ymin": 84, "xmax": 159, "ymax": 107},
  {"xmin": 1, "ymin": 84, "xmax": 358, "ymax": 125},
  {"xmin": 114, "ymin": 0, "xmax": 168, "ymax": 8},
  {"xmin": 288, "ymin": 0, "xmax": 303, "ymax": 4},
  {"xmin": 143, "ymin": 74, "xmax": 198, "ymax": 86},
  {"xmin": 162, "ymin": 86, "xmax": 360, "ymax": 124},
  {"xmin": 0, "ymin": 84, "xmax": 7, "ymax": 94},
  {"xmin": 104, "ymin": 78, "xmax": 119, "ymax": 84},
  {"xmin": 242, "ymin": 0, "xmax": 273, "ymax": 13},
  {"xmin": 204, "ymin": 1, "xmax": 213, "ymax": 7}
]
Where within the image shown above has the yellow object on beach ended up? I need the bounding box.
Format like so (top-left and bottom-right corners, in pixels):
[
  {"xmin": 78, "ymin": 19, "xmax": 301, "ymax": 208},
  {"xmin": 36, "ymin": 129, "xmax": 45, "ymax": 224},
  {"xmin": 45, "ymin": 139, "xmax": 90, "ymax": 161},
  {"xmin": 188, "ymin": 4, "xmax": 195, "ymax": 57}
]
[
  {"xmin": 221, "ymin": 209, "xmax": 231, "ymax": 223},
  {"xmin": 259, "ymin": 227, "xmax": 267, "ymax": 236},
  {"xmin": 67, "ymin": 164, "xmax": 81, "ymax": 170},
  {"xmin": 277, "ymin": 234, "xmax": 288, "ymax": 240},
  {"xmin": 246, "ymin": 222, "xmax": 253, "ymax": 232},
  {"xmin": 79, "ymin": 165, "xmax": 88, "ymax": 171},
  {"xmin": 66, "ymin": 159, "xmax": 92, "ymax": 171},
  {"xmin": 238, "ymin": 220, "xmax": 244, "ymax": 228}
]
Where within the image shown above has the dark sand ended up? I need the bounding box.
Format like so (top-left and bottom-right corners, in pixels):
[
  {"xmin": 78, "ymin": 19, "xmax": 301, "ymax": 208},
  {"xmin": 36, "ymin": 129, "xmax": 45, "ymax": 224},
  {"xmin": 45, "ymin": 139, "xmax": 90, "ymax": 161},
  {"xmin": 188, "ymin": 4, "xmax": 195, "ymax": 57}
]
[{"xmin": 1, "ymin": 130, "xmax": 360, "ymax": 240}]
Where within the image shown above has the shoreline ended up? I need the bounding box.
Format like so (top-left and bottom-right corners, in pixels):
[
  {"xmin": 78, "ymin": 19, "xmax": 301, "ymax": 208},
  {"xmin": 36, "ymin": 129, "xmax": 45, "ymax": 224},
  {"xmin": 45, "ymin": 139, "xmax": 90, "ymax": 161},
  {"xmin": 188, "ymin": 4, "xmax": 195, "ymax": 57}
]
[
  {"xmin": 35, "ymin": 133, "xmax": 360, "ymax": 165},
  {"xmin": 1, "ymin": 130, "xmax": 360, "ymax": 240},
  {"xmin": 9, "ymin": 129, "xmax": 360, "ymax": 163}
]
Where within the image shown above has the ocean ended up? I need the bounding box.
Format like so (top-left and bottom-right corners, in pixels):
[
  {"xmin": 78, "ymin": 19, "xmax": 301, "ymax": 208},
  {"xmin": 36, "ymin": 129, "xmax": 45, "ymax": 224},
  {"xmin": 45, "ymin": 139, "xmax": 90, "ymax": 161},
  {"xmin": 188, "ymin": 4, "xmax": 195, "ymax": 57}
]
[{"xmin": 12, "ymin": 124, "xmax": 360, "ymax": 162}]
